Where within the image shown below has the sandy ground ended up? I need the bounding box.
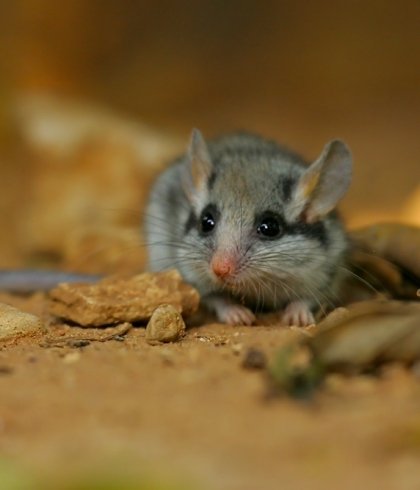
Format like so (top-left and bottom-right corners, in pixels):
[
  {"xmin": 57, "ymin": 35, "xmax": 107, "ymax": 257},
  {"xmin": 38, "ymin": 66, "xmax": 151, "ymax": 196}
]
[
  {"xmin": 1, "ymin": 298, "xmax": 420, "ymax": 490},
  {"xmin": 0, "ymin": 94, "xmax": 418, "ymax": 489}
]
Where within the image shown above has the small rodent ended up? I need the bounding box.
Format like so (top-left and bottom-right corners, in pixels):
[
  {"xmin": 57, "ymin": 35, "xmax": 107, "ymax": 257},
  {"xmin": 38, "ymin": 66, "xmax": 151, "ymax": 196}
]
[{"xmin": 145, "ymin": 129, "xmax": 352, "ymax": 326}]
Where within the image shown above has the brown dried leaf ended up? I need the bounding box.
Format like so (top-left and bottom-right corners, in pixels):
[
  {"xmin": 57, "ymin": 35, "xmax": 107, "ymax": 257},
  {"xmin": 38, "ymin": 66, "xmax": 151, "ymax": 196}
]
[
  {"xmin": 349, "ymin": 249, "xmax": 403, "ymax": 293},
  {"xmin": 307, "ymin": 300, "xmax": 420, "ymax": 371},
  {"xmin": 48, "ymin": 269, "xmax": 199, "ymax": 327},
  {"xmin": 350, "ymin": 223, "xmax": 420, "ymax": 278}
]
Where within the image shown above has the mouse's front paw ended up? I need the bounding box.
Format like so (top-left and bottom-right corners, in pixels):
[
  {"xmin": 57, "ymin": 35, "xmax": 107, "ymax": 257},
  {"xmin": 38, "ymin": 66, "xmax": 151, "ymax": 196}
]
[
  {"xmin": 216, "ymin": 303, "xmax": 256, "ymax": 326},
  {"xmin": 281, "ymin": 301, "xmax": 315, "ymax": 327},
  {"xmin": 204, "ymin": 296, "xmax": 256, "ymax": 326}
]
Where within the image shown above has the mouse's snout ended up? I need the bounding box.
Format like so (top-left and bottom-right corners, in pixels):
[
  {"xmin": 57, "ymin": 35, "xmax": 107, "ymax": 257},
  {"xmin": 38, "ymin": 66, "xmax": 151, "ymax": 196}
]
[{"xmin": 210, "ymin": 252, "xmax": 238, "ymax": 280}]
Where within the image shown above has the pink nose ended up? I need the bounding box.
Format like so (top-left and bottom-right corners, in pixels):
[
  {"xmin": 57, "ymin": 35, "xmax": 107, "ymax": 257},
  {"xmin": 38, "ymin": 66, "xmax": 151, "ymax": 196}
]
[{"xmin": 211, "ymin": 254, "xmax": 237, "ymax": 279}]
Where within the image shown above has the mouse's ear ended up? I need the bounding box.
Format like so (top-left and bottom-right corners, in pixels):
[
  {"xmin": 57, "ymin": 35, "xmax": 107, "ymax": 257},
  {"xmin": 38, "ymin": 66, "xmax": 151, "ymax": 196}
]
[
  {"xmin": 291, "ymin": 140, "xmax": 352, "ymax": 223},
  {"xmin": 182, "ymin": 128, "xmax": 213, "ymax": 201}
]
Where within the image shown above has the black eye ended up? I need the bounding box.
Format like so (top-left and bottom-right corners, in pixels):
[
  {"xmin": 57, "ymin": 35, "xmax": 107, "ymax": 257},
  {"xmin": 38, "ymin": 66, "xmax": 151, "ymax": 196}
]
[
  {"xmin": 200, "ymin": 212, "xmax": 216, "ymax": 234},
  {"xmin": 257, "ymin": 214, "xmax": 283, "ymax": 238},
  {"xmin": 199, "ymin": 204, "xmax": 219, "ymax": 235},
  {"xmin": 198, "ymin": 204, "xmax": 219, "ymax": 235}
]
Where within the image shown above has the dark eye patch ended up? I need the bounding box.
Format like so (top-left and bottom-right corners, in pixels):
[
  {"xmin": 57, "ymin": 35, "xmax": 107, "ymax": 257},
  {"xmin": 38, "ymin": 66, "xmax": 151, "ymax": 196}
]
[
  {"xmin": 280, "ymin": 176, "xmax": 296, "ymax": 202},
  {"xmin": 290, "ymin": 221, "xmax": 329, "ymax": 247},
  {"xmin": 255, "ymin": 210, "xmax": 329, "ymax": 247},
  {"xmin": 184, "ymin": 211, "xmax": 197, "ymax": 235}
]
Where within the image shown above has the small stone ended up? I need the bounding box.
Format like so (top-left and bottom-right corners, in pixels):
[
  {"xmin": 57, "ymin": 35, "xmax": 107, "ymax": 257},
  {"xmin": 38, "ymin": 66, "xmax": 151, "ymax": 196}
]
[
  {"xmin": 0, "ymin": 302, "xmax": 44, "ymax": 341},
  {"xmin": 112, "ymin": 335, "xmax": 126, "ymax": 342},
  {"xmin": 231, "ymin": 343, "xmax": 243, "ymax": 355},
  {"xmin": 67, "ymin": 339, "xmax": 90, "ymax": 348},
  {"xmin": 62, "ymin": 351, "xmax": 81, "ymax": 364},
  {"xmin": 146, "ymin": 304, "xmax": 186, "ymax": 344},
  {"xmin": 242, "ymin": 348, "xmax": 267, "ymax": 370}
]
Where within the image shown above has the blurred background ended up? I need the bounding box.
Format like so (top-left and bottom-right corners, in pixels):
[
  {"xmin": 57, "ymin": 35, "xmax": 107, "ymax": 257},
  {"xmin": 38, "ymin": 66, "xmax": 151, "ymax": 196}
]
[{"xmin": 0, "ymin": 0, "xmax": 419, "ymax": 271}]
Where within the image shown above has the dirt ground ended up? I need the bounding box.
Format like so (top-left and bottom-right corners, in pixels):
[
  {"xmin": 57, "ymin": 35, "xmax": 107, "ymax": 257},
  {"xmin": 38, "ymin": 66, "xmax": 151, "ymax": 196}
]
[
  {"xmin": 0, "ymin": 2, "xmax": 419, "ymax": 487},
  {"xmin": 1, "ymin": 291, "xmax": 420, "ymax": 490},
  {"xmin": 0, "ymin": 95, "xmax": 419, "ymax": 490}
]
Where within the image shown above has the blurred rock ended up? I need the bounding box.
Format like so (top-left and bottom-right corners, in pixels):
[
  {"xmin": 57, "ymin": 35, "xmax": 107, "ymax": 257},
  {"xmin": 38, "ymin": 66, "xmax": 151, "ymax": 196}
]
[
  {"xmin": 7, "ymin": 94, "xmax": 182, "ymax": 272},
  {"xmin": 14, "ymin": 95, "xmax": 181, "ymax": 164},
  {"xmin": 0, "ymin": 302, "xmax": 44, "ymax": 341}
]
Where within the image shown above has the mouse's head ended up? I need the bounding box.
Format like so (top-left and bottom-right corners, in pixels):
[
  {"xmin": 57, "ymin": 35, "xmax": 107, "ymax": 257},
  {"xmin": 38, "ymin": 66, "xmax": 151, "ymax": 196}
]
[{"xmin": 179, "ymin": 129, "xmax": 352, "ymax": 305}]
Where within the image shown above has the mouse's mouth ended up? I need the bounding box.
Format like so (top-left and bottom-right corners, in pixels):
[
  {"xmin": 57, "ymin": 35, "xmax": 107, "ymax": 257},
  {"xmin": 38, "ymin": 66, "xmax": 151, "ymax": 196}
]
[
  {"xmin": 210, "ymin": 270, "xmax": 246, "ymax": 292},
  {"xmin": 214, "ymin": 275, "xmax": 236, "ymax": 287}
]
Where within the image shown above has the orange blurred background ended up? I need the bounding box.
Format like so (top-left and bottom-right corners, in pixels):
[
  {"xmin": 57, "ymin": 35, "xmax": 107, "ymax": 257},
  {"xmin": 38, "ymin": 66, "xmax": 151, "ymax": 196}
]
[{"xmin": 0, "ymin": 0, "xmax": 419, "ymax": 267}]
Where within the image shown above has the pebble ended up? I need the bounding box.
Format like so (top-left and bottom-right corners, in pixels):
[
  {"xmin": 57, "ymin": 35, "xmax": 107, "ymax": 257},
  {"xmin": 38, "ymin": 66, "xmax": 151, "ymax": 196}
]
[
  {"xmin": 146, "ymin": 304, "xmax": 186, "ymax": 344},
  {"xmin": 242, "ymin": 348, "xmax": 267, "ymax": 370},
  {"xmin": 67, "ymin": 339, "xmax": 90, "ymax": 348},
  {"xmin": 231, "ymin": 343, "xmax": 244, "ymax": 355},
  {"xmin": 62, "ymin": 351, "xmax": 81, "ymax": 364}
]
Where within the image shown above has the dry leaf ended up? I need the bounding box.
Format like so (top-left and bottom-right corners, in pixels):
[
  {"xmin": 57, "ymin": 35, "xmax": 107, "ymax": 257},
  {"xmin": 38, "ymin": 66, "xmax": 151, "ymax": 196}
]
[
  {"xmin": 268, "ymin": 300, "xmax": 420, "ymax": 397},
  {"xmin": 349, "ymin": 250, "xmax": 403, "ymax": 293},
  {"xmin": 350, "ymin": 223, "xmax": 420, "ymax": 278},
  {"xmin": 307, "ymin": 300, "xmax": 420, "ymax": 370}
]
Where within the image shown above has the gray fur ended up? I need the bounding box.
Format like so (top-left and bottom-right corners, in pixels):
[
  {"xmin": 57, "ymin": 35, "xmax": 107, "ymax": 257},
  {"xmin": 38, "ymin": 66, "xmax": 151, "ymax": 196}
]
[{"xmin": 145, "ymin": 131, "xmax": 351, "ymax": 316}]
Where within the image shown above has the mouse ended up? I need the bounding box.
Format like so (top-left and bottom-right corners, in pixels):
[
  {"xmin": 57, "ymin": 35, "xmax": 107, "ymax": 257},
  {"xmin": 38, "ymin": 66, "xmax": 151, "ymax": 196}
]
[{"xmin": 145, "ymin": 129, "xmax": 352, "ymax": 326}]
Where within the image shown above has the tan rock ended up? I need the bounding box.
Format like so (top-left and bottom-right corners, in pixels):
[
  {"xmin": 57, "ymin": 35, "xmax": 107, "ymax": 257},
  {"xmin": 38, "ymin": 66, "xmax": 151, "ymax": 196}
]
[
  {"xmin": 146, "ymin": 304, "xmax": 186, "ymax": 344},
  {"xmin": 0, "ymin": 302, "xmax": 44, "ymax": 340},
  {"xmin": 48, "ymin": 269, "xmax": 199, "ymax": 327},
  {"xmin": 12, "ymin": 94, "xmax": 181, "ymax": 273}
]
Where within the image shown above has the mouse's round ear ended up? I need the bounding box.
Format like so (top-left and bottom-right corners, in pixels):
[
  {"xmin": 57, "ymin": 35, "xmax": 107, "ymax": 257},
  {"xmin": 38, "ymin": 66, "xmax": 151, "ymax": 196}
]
[
  {"xmin": 182, "ymin": 128, "xmax": 213, "ymax": 201},
  {"xmin": 291, "ymin": 140, "xmax": 352, "ymax": 223}
]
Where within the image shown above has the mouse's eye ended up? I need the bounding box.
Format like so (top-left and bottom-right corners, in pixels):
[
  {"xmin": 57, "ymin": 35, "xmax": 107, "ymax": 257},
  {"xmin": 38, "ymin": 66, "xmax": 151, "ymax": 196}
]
[
  {"xmin": 198, "ymin": 204, "xmax": 218, "ymax": 235},
  {"xmin": 201, "ymin": 213, "xmax": 215, "ymax": 233},
  {"xmin": 257, "ymin": 214, "xmax": 283, "ymax": 239}
]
